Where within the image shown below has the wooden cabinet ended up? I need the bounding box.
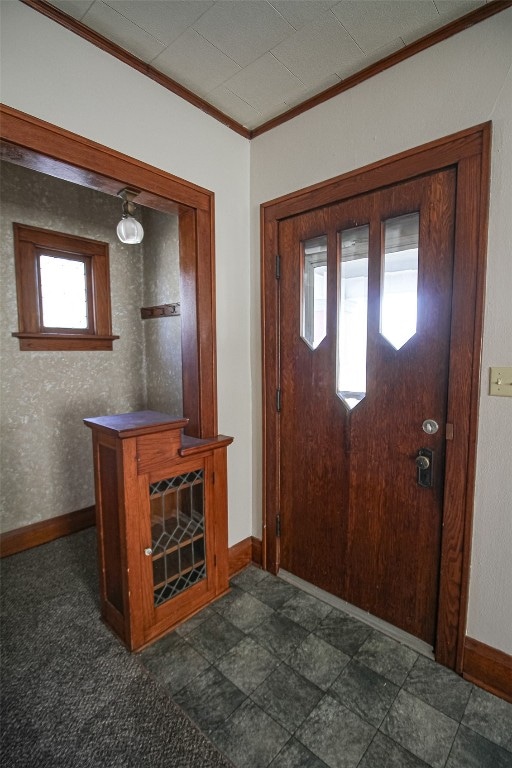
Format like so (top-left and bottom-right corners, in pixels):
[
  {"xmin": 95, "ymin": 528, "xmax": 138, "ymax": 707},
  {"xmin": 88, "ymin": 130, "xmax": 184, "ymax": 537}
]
[{"xmin": 84, "ymin": 410, "xmax": 233, "ymax": 651}]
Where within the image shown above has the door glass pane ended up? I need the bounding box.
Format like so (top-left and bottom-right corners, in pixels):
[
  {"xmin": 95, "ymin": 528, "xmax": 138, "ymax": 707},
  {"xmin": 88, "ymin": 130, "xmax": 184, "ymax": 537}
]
[
  {"xmin": 39, "ymin": 254, "xmax": 88, "ymax": 329},
  {"xmin": 149, "ymin": 470, "xmax": 206, "ymax": 607},
  {"xmin": 337, "ymin": 225, "xmax": 369, "ymax": 409},
  {"xmin": 301, "ymin": 235, "xmax": 327, "ymax": 349},
  {"xmin": 381, "ymin": 212, "xmax": 419, "ymax": 350}
]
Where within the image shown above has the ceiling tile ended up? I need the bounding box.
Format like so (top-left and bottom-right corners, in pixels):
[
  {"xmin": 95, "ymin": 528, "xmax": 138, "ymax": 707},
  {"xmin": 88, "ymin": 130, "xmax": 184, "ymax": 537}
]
[
  {"xmin": 44, "ymin": 0, "xmax": 492, "ymax": 131},
  {"xmin": 47, "ymin": 0, "xmax": 95, "ymax": 21},
  {"xmin": 378, "ymin": 1, "xmax": 440, "ymax": 45},
  {"xmin": 81, "ymin": 1, "xmax": 165, "ymax": 62},
  {"xmin": 207, "ymin": 85, "xmax": 262, "ymax": 129},
  {"xmin": 336, "ymin": 38, "xmax": 404, "ymax": 79},
  {"xmin": 283, "ymin": 73, "xmax": 342, "ymax": 108},
  {"xmin": 434, "ymin": 0, "xmax": 486, "ymax": 22},
  {"xmin": 104, "ymin": 0, "xmax": 215, "ymax": 47},
  {"xmin": 268, "ymin": 1, "xmax": 338, "ymax": 30},
  {"xmin": 192, "ymin": 1, "xmax": 295, "ymax": 67},
  {"xmin": 331, "ymin": 0, "xmax": 442, "ymax": 54},
  {"xmin": 331, "ymin": 1, "xmax": 401, "ymax": 54},
  {"xmin": 272, "ymin": 10, "xmax": 365, "ymax": 87},
  {"xmin": 222, "ymin": 53, "xmax": 306, "ymax": 114},
  {"xmin": 151, "ymin": 29, "xmax": 241, "ymax": 96},
  {"xmin": 398, "ymin": 0, "xmax": 485, "ymax": 44}
]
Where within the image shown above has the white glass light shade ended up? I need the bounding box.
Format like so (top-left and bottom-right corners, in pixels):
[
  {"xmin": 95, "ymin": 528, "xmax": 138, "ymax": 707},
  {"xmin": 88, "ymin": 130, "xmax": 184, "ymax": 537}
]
[{"xmin": 117, "ymin": 215, "xmax": 144, "ymax": 244}]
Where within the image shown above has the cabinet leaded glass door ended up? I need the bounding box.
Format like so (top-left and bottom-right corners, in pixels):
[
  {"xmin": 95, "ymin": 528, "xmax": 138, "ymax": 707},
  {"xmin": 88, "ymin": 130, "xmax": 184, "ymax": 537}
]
[
  {"xmin": 140, "ymin": 452, "xmax": 218, "ymax": 641},
  {"xmin": 278, "ymin": 170, "xmax": 456, "ymax": 646},
  {"xmin": 149, "ymin": 469, "xmax": 206, "ymax": 606}
]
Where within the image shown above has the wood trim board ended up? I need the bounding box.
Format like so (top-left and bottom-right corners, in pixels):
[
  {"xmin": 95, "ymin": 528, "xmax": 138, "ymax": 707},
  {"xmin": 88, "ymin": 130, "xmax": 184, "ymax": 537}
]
[
  {"xmin": 20, "ymin": 0, "xmax": 511, "ymax": 139},
  {"xmin": 227, "ymin": 536, "xmax": 263, "ymax": 577},
  {"xmin": 19, "ymin": 0, "xmax": 250, "ymax": 139},
  {"xmin": 251, "ymin": 1, "xmax": 511, "ymax": 137},
  {"xmin": 261, "ymin": 123, "xmax": 492, "ymax": 672},
  {"xmin": 251, "ymin": 536, "xmax": 262, "ymax": 568},
  {"xmin": 463, "ymin": 637, "xmax": 512, "ymax": 703},
  {"xmin": 227, "ymin": 537, "xmax": 253, "ymax": 577},
  {"xmin": 1, "ymin": 511, "xmax": 264, "ymax": 579},
  {"xmin": 0, "ymin": 104, "xmax": 218, "ymax": 440},
  {"xmin": 0, "ymin": 506, "xmax": 96, "ymax": 558}
]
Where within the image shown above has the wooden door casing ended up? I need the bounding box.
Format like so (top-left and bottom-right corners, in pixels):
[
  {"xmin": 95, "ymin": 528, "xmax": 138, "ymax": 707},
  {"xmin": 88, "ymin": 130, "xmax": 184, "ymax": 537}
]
[
  {"xmin": 261, "ymin": 124, "xmax": 491, "ymax": 670},
  {"xmin": 279, "ymin": 171, "xmax": 456, "ymax": 645},
  {"xmin": 0, "ymin": 104, "xmax": 218, "ymax": 440}
]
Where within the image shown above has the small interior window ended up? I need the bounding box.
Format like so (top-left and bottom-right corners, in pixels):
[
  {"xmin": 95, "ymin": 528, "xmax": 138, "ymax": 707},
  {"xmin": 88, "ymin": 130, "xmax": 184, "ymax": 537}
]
[
  {"xmin": 38, "ymin": 252, "xmax": 90, "ymax": 331},
  {"xmin": 12, "ymin": 224, "xmax": 118, "ymax": 351}
]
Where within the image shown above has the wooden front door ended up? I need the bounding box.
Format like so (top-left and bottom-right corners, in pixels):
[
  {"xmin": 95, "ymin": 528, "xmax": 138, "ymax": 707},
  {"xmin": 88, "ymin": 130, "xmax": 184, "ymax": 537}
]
[{"xmin": 278, "ymin": 169, "xmax": 456, "ymax": 646}]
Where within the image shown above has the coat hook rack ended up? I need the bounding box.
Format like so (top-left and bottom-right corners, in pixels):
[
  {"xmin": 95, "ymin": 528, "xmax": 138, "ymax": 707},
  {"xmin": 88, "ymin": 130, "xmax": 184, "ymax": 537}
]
[{"xmin": 140, "ymin": 303, "xmax": 180, "ymax": 320}]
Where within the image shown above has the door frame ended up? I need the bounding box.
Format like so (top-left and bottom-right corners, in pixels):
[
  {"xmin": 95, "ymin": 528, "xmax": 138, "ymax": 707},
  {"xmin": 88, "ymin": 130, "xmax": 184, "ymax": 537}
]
[
  {"xmin": 0, "ymin": 104, "xmax": 217, "ymax": 439},
  {"xmin": 261, "ymin": 123, "xmax": 492, "ymax": 671}
]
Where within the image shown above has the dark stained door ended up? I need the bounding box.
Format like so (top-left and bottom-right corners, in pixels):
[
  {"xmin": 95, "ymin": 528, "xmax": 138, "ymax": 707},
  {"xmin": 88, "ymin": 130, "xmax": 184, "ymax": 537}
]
[{"xmin": 278, "ymin": 169, "xmax": 456, "ymax": 645}]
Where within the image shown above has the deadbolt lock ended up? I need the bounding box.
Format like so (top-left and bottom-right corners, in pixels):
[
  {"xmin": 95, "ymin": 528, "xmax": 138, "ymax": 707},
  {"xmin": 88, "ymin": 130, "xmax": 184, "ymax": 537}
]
[{"xmin": 422, "ymin": 419, "xmax": 439, "ymax": 435}]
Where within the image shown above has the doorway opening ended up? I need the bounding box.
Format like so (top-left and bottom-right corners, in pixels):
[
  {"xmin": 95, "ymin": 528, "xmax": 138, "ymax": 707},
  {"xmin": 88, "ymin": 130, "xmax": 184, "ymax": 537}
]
[{"xmin": 0, "ymin": 104, "xmax": 218, "ymax": 440}]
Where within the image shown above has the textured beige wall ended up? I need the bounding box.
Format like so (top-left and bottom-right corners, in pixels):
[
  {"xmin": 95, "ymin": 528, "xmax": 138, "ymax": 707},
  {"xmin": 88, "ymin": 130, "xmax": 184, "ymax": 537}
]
[
  {"xmin": 0, "ymin": 162, "xmax": 180, "ymax": 533},
  {"xmin": 142, "ymin": 208, "xmax": 182, "ymax": 416}
]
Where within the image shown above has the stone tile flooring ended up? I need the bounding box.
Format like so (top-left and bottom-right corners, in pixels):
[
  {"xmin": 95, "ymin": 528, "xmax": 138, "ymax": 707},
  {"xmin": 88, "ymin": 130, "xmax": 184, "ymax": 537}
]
[{"xmin": 139, "ymin": 567, "xmax": 512, "ymax": 768}]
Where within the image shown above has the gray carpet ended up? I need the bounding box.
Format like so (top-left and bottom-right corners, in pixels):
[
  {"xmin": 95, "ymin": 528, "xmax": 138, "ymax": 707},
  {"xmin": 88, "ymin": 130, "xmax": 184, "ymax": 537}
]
[{"xmin": 0, "ymin": 529, "xmax": 234, "ymax": 768}]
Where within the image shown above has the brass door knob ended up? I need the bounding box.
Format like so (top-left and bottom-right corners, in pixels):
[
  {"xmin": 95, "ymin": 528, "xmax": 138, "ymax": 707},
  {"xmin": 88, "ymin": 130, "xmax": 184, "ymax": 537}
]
[{"xmin": 415, "ymin": 455, "xmax": 430, "ymax": 470}]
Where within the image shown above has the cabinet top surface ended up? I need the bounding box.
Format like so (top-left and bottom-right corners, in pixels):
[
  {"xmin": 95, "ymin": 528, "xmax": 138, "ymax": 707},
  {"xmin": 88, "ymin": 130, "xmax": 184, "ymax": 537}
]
[{"xmin": 83, "ymin": 410, "xmax": 189, "ymax": 437}]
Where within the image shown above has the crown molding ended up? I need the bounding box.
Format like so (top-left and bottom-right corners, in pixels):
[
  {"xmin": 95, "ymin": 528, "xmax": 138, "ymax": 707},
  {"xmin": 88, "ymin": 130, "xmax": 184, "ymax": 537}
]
[
  {"xmin": 21, "ymin": 0, "xmax": 512, "ymax": 140},
  {"xmin": 20, "ymin": 0, "xmax": 251, "ymax": 139}
]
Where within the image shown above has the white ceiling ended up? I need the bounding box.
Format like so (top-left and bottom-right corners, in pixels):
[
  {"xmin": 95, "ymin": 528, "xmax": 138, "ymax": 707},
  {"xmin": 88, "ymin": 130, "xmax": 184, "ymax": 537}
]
[{"xmin": 47, "ymin": 0, "xmax": 488, "ymax": 129}]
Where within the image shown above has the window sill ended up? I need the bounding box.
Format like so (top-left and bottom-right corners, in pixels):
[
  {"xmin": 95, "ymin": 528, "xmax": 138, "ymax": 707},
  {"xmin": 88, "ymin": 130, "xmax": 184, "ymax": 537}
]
[{"xmin": 12, "ymin": 332, "xmax": 120, "ymax": 351}]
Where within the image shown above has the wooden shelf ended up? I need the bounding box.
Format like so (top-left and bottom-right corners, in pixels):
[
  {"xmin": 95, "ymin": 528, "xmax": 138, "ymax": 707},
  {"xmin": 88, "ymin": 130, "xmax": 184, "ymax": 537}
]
[
  {"xmin": 153, "ymin": 560, "xmax": 206, "ymax": 591},
  {"xmin": 151, "ymin": 532, "xmax": 204, "ymax": 562},
  {"xmin": 150, "ymin": 509, "xmax": 204, "ymax": 542}
]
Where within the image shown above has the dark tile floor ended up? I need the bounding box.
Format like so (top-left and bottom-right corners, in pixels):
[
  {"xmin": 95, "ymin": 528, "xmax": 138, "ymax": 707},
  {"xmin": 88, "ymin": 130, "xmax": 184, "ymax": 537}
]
[{"xmin": 139, "ymin": 567, "xmax": 512, "ymax": 768}]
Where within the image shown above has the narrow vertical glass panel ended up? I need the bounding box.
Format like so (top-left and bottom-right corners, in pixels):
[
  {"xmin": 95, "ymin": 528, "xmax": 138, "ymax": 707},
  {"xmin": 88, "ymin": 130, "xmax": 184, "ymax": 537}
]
[
  {"xmin": 301, "ymin": 235, "xmax": 327, "ymax": 350},
  {"xmin": 149, "ymin": 470, "xmax": 205, "ymax": 607},
  {"xmin": 337, "ymin": 225, "xmax": 369, "ymax": 410},
  {"xmin": 381, "ymin": 212, "xmax": 419, "ymax": 350},
  {"xmin": 39, "ymin": 254, "xmax": 88, "ymax": 329}
]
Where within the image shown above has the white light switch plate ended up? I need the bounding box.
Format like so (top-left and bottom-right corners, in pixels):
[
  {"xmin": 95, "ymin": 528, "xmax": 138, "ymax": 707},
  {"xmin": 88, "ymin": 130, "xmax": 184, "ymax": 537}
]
[{"xmin": 489, "ymin": 367, "xmax": 512, "ymax": 397}]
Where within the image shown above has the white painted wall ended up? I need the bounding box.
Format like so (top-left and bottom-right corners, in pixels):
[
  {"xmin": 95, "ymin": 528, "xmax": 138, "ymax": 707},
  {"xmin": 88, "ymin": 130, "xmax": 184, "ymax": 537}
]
[
  {"xmin": 0, "ymin": 0, "xmax": 252, "ymax": 547},
  {"xmin": 251, "ymin": 9, "xmax": 512, "ymax": 655}
]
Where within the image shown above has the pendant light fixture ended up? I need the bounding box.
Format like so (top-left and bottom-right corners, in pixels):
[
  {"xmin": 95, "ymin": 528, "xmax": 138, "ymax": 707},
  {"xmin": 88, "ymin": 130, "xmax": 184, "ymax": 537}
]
[{"xmin": 117, "ymin": 187, "xmax": 144, "ymax": 244}]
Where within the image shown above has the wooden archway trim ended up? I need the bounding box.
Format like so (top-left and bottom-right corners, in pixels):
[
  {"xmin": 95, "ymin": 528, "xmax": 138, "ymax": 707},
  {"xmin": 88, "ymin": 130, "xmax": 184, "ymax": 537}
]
[
  {"xmin": 261, "ymin": 123, "xmax": 492, "ymax": 671},
  {"xmin": 0, "ymin": 103, "xmax": 217, "ymax": 438}
]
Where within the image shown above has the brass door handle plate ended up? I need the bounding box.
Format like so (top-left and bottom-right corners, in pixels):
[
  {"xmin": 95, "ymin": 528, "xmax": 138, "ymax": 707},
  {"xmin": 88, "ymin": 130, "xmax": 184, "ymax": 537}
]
[{"xmin": 416, "ymin": 448, "xmax": 434, "ymax": 488}]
